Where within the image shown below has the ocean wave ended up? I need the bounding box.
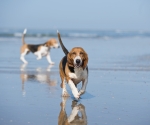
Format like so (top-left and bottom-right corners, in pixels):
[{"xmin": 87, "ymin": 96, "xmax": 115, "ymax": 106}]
[
  {"xmin": 14, "ymin": 33, "xmax": 22, "ymax": 37},
  {"xmin": 68, "ymin": 33, "xmax": 98, "ymax": 38},
  {"xmin": 0, "ymin": 29, "xmax": 150, "ymax": 39}
]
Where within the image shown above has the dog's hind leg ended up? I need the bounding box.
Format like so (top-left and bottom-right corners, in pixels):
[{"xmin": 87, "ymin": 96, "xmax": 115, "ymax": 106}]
[
  {"xmin": 20, "ymin": 54, "xmax": 28, "ymax": 64},
  {"xmin": 61, "ymin": 79, "xmax": 70, "ymax": 97},
  {"xmin": 59, "ymin": 60, "xmax": 69, "ymax": 97},
  {"xmin": 20, "ymin": 48, "xmax": 29, "ymax": 64},
  {"xmin": 60, "ymin": 73, "xmax": 69, "ymax": 97}
]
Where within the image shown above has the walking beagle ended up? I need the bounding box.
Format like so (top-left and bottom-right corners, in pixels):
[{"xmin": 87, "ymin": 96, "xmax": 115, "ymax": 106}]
[
  {"xmin": 57, "ymin": 31, "xmax": 88, "ymax": 99},
  {"xmin": 20, "ymin": 29, "xmax": 59, "ymax": 64}
]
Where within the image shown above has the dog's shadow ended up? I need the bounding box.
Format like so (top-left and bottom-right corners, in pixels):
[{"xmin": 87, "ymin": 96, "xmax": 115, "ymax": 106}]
[
  {"xmin": 20, "ymin": 64, "xmax": 57, "ymax": 96},
  {"xmin": 58, "ymin": 97, "xmax": 87, "ymax": 125}
]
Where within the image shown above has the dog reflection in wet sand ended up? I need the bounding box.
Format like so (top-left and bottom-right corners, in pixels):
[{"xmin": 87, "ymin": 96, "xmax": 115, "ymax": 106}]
[
  {"xmin": 58, "ymin": 97, "xmax": 87, "ymax": 125},
  {"xmin": 20, "ymin": 65, "xmax": 57, "ymax": 96}
]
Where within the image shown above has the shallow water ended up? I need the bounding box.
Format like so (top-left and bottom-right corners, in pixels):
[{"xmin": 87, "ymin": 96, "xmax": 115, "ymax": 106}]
[{"xmin": 0, "ymin": 37, "xmax": 150, "ymax": 125}]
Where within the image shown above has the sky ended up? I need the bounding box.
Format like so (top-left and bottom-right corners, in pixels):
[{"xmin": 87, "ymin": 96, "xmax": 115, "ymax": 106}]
[{"xmin": 0, "ymin": 0, "xmax": 150, "ymax": 30}]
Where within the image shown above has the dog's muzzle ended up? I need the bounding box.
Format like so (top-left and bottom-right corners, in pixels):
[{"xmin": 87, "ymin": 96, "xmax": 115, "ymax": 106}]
[
  {"xmin": 76, "ymin": 59, "xmax": 81, "ymax": 64},
  {"xmin": 54, "ymin": 45, "xmax": 60, "ymax": 48},
  {"xmin": 74, "ymin": 56, "xmax": 82, "ymax": 68}
]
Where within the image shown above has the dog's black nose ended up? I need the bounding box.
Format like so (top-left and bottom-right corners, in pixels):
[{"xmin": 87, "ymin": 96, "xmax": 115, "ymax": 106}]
[{"xmin": 76, "ymin": 59, "xmax": 80, "ymax": 64}]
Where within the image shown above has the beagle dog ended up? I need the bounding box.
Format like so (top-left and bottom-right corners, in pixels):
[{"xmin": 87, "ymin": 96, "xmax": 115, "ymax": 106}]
[
  {"xmin": 57, "ymin": 31, "xmax": 88, "ymax": 99},
  {"xmin": 20, "ymin": 29, "xmax": 59, "ymax": 64}
]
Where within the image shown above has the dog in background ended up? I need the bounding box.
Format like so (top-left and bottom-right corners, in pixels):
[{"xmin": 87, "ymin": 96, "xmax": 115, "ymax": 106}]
[
  {"xmin": 57, "ymin": 31, "xmax": 88, "ymax": 99},
  {"xmin": 20, "ymin": 29, "xmax": 59, "ymax": 64}
]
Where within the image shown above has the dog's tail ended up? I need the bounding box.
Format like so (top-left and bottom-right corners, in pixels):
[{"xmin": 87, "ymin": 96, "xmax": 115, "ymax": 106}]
[
  {"xmin": 22, "ymin": 29, "xmax": 27, "ymax": 45},
  {"xmin": 57, "ymin": 30, "xmax": 69, "ymax": 55}
]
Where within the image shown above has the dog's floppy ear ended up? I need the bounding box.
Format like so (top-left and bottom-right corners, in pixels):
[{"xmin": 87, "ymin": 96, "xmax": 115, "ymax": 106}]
[
  {"xmin": 82, "ymin": 51, "xmax": 88, "ymax": 69},
  {"xmin": 67, "ymin": 53, "xmax": 74, "ymax": 67},
  {"xmin": 45, "ymin": 40, "xmax": 52, "ymax": 47}
]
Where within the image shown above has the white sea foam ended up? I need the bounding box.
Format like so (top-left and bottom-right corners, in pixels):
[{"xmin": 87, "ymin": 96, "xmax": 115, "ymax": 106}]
[
  {"xmin": 14, "ymin": 33, "xmax": 22, "ymax": 37},
  {"xmin": 0, "ymin": 28, "xmax": 150, "ymax": 39},
  {"xmin": 69, "ymin": 33, "xmax": 97, "ymax": 38}
]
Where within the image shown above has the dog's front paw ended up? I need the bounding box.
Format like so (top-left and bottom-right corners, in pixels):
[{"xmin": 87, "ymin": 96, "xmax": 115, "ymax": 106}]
[
  {"xmin": 72, "ymin": 89, "xmax": 80, "ymax": 99},
  {"xmin": 79, "ymin": 90, "xmax": 85, "ymax": 95}
]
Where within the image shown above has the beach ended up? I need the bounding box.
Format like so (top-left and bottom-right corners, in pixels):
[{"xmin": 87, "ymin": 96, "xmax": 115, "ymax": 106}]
[{"xmin": 0, "ymin": 29, "xmax": 150, "ymax": 125}]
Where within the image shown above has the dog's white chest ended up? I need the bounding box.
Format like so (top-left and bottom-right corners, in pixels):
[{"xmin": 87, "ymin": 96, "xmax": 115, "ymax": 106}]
[
  {"xmin": 75, "ymin": 68, "xmax": 86, "ymax": 79},
  {"xmin": 41, "ymin": 46, "xmax": 49, "ymax": 56},
  {"xmin": 69, "ymin": 68, "xmax": 87, "ymax": 84}
]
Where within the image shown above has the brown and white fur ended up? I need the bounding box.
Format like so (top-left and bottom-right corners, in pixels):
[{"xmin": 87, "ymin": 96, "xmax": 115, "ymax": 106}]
[
  {"xmin": 20, "ymin": 29, "xmax": 59, "ymax": 64},
  {"xmin": 57, "ymin": 31, "xmax": 88, "ymax": 99}
]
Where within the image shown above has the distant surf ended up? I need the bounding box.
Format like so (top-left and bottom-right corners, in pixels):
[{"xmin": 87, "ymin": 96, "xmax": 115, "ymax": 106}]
[{"xmin": 0, "ymin": 28, "xmax": 150, "ymax": 39}]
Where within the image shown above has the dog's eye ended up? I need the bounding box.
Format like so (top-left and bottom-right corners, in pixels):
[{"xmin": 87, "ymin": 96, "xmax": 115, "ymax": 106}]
[
  {"xmin": 72, "ymin": 52, "xmax": 76, "ymax": 55},
  {"xmin": 80, "ymin": 52, "xmax": 84, "ymax": 55}
]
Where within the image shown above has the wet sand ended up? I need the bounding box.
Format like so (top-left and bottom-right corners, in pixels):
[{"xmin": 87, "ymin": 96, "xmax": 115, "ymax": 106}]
[{"xmin": 0, "ymin": 37, "xmax": 150, "ymax": 125}]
